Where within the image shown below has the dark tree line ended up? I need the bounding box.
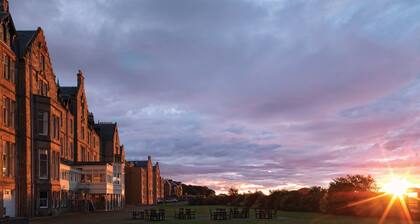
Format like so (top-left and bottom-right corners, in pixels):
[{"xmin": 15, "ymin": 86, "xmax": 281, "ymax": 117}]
[
  {"xmin": 188, "ymin": 175, "xmax": 406, "ymax": 219},
  {"xmin": 182, "ymin": 184, "xmax": 216, "ymax": 197}
]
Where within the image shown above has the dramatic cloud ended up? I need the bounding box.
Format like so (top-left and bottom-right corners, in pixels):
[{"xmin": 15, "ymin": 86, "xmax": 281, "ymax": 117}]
[{"xmin": 10, "ymin": 0, "xmax": 420, "ymax": 193}]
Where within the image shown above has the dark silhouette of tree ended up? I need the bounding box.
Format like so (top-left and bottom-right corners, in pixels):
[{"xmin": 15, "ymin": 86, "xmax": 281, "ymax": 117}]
[
  {"xmin": 228, "ymin": 187, "xmax": 239, "ymax": 197},
  {"xmin": 182, "ymin": 184, "xmax": 215, "ymax": 197},
  {"xmin": 328, "ymin": 175, "xmax": 378, "ymax": 192}
]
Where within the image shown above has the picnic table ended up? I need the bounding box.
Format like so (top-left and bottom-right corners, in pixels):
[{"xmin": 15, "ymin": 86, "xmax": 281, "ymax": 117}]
[
  {"xmin": 230, "ymin": 207, "xmax": 250, "ymax": 219},
  {"xmin": 131, "ymin": 208, "xmax": 165, "ymax": 221},
  {"xmin": 174, "ymin": 208, "xmax": 196, "ymax": 220},
  {"xmin": 254, "ymin": 208, "xmax": 276, "ymax": 219},
  {"xmin": 210, "ymin": 208, "xmax": 231, "ymax": 220}
]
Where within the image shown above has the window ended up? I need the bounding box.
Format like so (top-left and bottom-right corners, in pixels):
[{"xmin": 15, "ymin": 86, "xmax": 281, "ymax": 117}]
[
  {"xmin": 2, "ymin": 54, "xmax": 14, "ymax": 83},
  {"xmin": 2, "ymin": 141, "xmax": 15, "ymax": 177},
  {"xmin": 2, "ymin": 96, "xmax": 7, "ymax": 127},
  {"xmin": 93, "ymin": 173, "xmax": 101, "ymax": 183},
  {"xmin": 61, "ymin": 191, "xmax": 68, "ymax": 208},
  {"xmin": 38, "ymin": 80, "xmax": 48, "ymax": 96},
  {"xmin": 37, "ymin": 112, "xmax": 48, "ymax": 136},
  {"xmin": 39, "ymin": 149, "xmax": 48, "ymax": 179},
  {"xmin": 81, "ymin": 147, "xmax": 86, "ymax": 161},
  {"xmin": 52, "ymin": 115, "xmax": 59, "ymax": 139},
  {"xmin": 3, "ymin": 54, "xmax": 8, "ymax": 81},
  {"xmin": 2, "ymin": 142, "xmax": 7, "ymax": 177},
  {"xmin": 2, "ymin": 97, "xmax": 15, "ymax": 128},
  {"xmin": 39, "ymin": 191, "xmax": 48, "ymax": 208}
]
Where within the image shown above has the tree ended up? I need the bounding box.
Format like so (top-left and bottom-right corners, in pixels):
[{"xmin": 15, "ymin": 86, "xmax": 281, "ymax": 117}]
[
  {"xmin": 228, "ymin": 187, "xmax": 239, "ymax": 197},
  {"xmin": 328, "ymin": 175, "xmax": 378, "ymax": 193},
  {"xmin": 182, "ymin": 184, "xmax": 215, "ymax": 197}
]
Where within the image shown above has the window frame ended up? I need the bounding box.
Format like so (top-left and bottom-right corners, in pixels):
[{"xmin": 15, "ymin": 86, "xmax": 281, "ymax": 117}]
[
  {"xmin": 39, "ymin": 149, "xmax": 48, "ymax": 179},
  {"xmin": 39, "ymin": 191, "xmax": 48, "ymax": 208}
]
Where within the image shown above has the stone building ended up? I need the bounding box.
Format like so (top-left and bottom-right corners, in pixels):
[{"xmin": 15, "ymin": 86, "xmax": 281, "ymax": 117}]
[
  {"xmin": 0, "ymin": 0, "xmax": 17, "ymax": 217},
  {"xmin": 125, "ymin": 156, "xmax": 163, "ymax": 205},
  {"xmin": 0, "ymin": 0, "xmax": 126, "ymax": 217},
  {"xmin": 164, "ymin": 179, "xmax": 183, "ymax": 200},
  {"xmin": 153, "ymin": 163, "xmax": 164, "ymax": 203}
]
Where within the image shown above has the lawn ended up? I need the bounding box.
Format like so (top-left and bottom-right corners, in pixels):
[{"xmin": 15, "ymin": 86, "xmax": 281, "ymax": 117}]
[{"xmin": 29, "ymin": 203, "xmax": 418, "ymax": 224}]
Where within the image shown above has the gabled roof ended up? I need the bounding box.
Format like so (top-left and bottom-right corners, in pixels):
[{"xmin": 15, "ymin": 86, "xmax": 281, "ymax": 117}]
[
  {"xmin": 59, "ymin": 86, "xmax": 78, "ymax": 96},
  {"xmin": 16, "ymin": 30, "xmax": 36, "ymax": 57},
  {"xmin": 0, "ymin": 11, "xmax": 16, "ymax": 34},
  {"xmin": 95, "ymin": 122, "xmax": 117, "ymax": 142}
]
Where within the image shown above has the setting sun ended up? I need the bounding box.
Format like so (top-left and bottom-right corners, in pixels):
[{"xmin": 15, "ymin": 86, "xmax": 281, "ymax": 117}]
[{"xmin": 382, "ymin": 178, "xmax": 411, "ymax": 196}]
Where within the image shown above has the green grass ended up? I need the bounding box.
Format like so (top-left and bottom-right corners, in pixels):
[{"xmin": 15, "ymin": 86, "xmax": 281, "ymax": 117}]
[
  {"xmin": 152, "ymin": 203, "xmax": 417, "ymax": 224},
  {"xmin": 30, "ymin": 203, "xmax": 419, "ymax": 224}
]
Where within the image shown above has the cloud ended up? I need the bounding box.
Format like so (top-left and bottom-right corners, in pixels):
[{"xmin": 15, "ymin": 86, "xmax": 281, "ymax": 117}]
[{"xmin": 9, "ymin": 0, "xmax": 420, "ymax": 192}]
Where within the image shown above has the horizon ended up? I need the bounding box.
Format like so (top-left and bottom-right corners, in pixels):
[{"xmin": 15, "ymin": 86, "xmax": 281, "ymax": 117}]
[{"xmin": 10, "ymin": 0, "xmax": 420, "ymax": 194}]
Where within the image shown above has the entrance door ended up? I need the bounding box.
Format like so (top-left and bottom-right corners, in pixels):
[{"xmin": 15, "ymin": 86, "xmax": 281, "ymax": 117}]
[{"xmin": 3, "ymin": 190, "xmax": 15, "ymax": 217}]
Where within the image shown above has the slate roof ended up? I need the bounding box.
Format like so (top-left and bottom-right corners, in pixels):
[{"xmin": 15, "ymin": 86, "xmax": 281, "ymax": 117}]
[
  {"xmin": 131, "ymin": 160, "xmax": 149, "ymax": 168},
  {"xmin": 59, "ymin": 86, "xmax": 78, "ymax": 96},
  {"xmin": 0, "ymin": 12, "xmax": 8, "ymax": 20},
  {"xmin": 95, "ymin": 122, "xmax": 117, "ymax": 142},
  {"xmin": 16, "ymin": 30, "xmax": 36, "ymax": 57}
]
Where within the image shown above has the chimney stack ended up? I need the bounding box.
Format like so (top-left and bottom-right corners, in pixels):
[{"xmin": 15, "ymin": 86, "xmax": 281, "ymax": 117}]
[{"xmin": 77, "ymin": 70, "xmax": 84, "ymax": 87}]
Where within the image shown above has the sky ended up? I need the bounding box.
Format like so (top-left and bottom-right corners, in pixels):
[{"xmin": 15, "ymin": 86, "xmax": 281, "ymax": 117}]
[{"xmin": 10, "ymin": 0, "xmax": 420, "ymax": 194}]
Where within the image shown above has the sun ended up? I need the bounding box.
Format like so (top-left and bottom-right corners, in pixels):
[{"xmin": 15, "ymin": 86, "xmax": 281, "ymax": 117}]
[{"xmin": 381, "ymin": 177, "xmax": 411, "ymax": 196}]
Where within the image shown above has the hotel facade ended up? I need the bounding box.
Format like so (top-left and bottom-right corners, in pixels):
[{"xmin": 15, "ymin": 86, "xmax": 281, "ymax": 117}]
[
  {"xmin": 125, "ymin": 156, "xmax": 164, "ymax": 206},
  {"xmin": 0, "ymin": 0, "xmax": 125, "ymax": 217}
]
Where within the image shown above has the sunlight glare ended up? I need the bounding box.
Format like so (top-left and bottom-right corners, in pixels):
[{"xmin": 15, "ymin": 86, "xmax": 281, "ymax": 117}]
[{"xmin": 382, "ymin": 177, "xmax": 411, "ymax": 196}]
